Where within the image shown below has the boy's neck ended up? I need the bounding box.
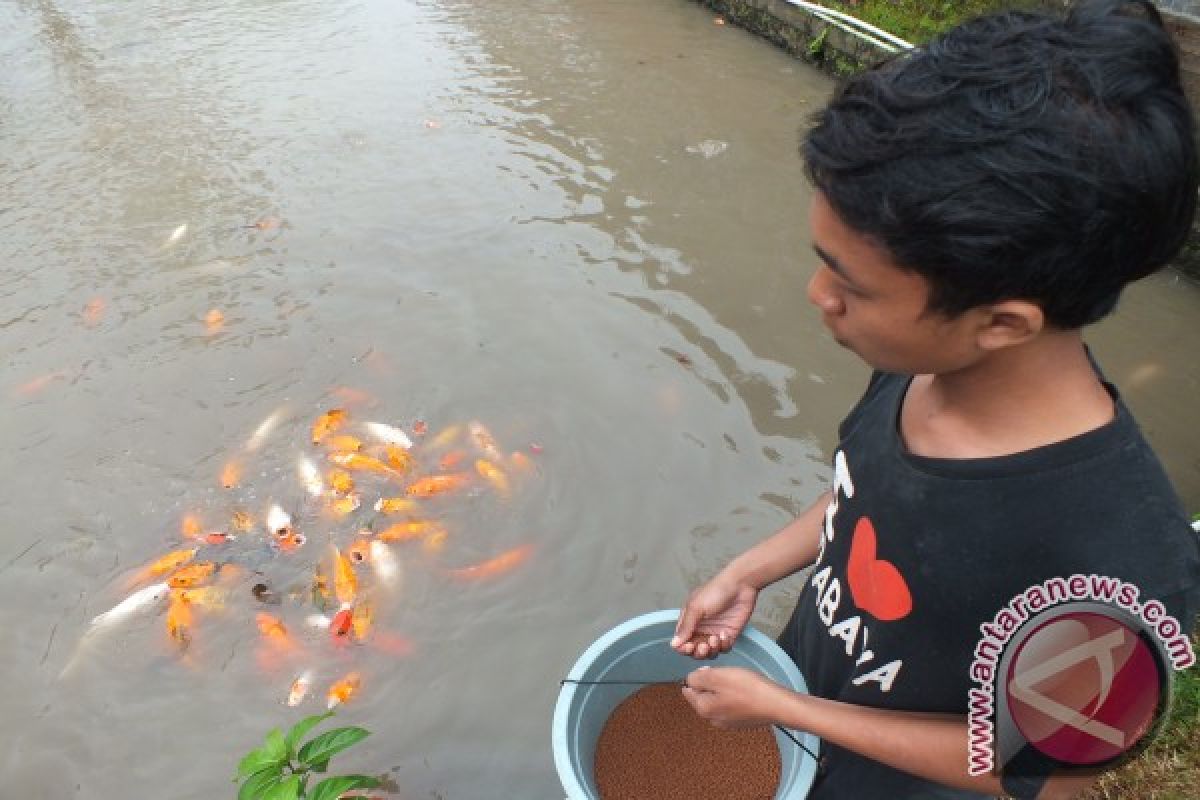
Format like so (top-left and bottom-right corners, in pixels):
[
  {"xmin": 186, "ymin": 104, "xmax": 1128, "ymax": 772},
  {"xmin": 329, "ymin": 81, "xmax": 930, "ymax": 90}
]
[{"xmin": 902, "ymin": 331, "xmax": 1115, "ymax": 459}]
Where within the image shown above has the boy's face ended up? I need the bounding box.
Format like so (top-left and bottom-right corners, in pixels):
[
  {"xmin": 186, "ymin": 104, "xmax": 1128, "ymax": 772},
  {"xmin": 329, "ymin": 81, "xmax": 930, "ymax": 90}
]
[{"xmin": 806, "ymin": 192, "xmax": 985, "ymax": 375}]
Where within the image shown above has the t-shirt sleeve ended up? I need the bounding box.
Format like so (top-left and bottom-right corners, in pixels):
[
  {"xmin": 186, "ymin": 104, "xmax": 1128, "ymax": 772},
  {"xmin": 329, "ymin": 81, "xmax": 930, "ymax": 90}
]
[{"xmin": 837, "ymin": 370, "xmax": 900, "ymax": 440}]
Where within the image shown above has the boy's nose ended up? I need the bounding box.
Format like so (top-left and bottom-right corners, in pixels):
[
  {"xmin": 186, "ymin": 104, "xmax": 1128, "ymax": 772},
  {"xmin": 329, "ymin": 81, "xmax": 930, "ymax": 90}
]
[{"xmin": 807, "ymin": 267, "xmax": 844, "ymax": 315}]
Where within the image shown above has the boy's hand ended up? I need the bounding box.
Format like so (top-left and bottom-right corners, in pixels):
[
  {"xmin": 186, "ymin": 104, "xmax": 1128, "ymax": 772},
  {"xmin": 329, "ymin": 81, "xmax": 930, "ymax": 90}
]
[
  {"xmin": 681, "ymin": 666, "xmax": 786, "ymax": 728},
  {"xmin": 671, "ymin": 578, "xmax": 758, "ymax": 659}
]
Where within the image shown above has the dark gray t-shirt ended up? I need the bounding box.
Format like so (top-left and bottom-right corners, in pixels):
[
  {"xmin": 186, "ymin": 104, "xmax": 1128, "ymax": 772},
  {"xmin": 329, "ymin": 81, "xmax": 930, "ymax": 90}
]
[{"xmin": 779, "ymin": 371, "xmax": 1200, "ymax": 798}]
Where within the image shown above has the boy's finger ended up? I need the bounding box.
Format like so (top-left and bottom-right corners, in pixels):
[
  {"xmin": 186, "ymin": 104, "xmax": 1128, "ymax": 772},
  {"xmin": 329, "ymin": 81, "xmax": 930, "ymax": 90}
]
[{"xmin": 671, "ymin": 606, "xmax": 697, "ymax": 648}]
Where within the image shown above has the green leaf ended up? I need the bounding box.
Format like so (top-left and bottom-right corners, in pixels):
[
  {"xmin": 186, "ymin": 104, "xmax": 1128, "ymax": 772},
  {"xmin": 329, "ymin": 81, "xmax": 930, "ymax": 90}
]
[
  {"xmin": 260, "ymin": 775, "xmax": 302, "ymax": 800},
  {"xmin": 238, "ymin": 768, "xmax": 282, "ymax": 800},
  {"xmin": 307, "ymin": 757, "xmax": 330, "ymax": 774},
  {"xmin": 238, "ymin": 743, "xmax": 287, "ymax": 779},
  {"xmin": 296, "ymin": 726, "xmax": 369, "ymax": 770},
  {"xmin": 308, "ymin": 775, "xmax": 381, "ymax": 800},
  {"xmin": 285, "ymin": 711, "xmax": 334, "ymax": 758},
  {"xmin": 263, "ymin": 728, "xmax": 287, "ymax": 762}
]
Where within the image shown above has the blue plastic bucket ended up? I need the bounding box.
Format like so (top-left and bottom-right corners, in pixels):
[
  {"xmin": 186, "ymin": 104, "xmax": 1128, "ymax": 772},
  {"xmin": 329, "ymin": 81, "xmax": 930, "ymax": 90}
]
[{"xmin": 552, "ymin": 609, "xmax": 820, "ymax": 799}]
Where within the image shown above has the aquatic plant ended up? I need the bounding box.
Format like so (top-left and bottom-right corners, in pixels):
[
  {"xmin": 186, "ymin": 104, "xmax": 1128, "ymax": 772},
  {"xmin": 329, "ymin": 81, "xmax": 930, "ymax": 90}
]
[{"xmin": 236, "ymin": 712, "xmax": 381, "ymax": 800}]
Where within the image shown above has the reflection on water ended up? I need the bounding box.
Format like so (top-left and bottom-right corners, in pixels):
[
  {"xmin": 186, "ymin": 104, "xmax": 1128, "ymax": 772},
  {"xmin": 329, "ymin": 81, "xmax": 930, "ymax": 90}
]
[{"xmin": 2, "ymin": 0, "xmax": 1197, "ymax": 797}]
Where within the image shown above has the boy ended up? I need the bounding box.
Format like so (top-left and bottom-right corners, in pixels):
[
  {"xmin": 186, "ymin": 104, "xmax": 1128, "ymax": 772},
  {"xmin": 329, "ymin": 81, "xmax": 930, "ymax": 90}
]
[{"xmin": 670, "ymin": 1, "xmax": 1200, "ymax": 798}]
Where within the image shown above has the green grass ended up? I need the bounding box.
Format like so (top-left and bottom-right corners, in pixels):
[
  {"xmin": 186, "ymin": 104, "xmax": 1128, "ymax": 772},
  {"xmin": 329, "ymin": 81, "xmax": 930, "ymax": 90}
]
[{"xmin": 825, "ymin": 0, "xmax": 1049, "ymax": 44}]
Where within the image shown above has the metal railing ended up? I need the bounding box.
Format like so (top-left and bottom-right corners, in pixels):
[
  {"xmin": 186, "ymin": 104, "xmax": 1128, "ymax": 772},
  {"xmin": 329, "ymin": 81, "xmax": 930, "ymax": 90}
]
[{"xmin": 785, "ymin": 1, "xmax": 915, "ymax": 53}]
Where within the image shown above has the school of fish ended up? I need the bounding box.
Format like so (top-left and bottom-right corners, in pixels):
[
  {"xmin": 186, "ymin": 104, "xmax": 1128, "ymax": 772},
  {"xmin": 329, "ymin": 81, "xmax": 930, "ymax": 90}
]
[{"xmin": 62, "ymin": 408, "xmax": 539, "ymax": 710}]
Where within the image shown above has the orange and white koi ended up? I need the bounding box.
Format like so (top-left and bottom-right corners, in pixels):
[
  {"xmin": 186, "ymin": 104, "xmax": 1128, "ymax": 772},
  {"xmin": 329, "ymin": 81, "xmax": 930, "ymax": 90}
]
[
  {"xmin": 287, "ymin": 670, "xmax": 314, "ymax": 706},
  {"xmin": 324, "ymin": 435, "xmax": 363, "ymax": 453},
  {"xmin": 326, "ymin": 672, "xmax": 361, "ymax": 709},
  {"xmin": 374, "ymin": 496, "xmax": 417, "ymax": 514},
  {"xmin": 406, "ymin": 473, "xmax": 471, "ymax": 498},
  {"xmin": 91, "ymin": 581, "xmax": 171, "ymax": 628},
  {"xmin": 346, "ymin": 537, "xmax": 373, "ymax": 564},
  {"xmin": 332, "ymin": 545, "xmax": 357, "ymax": 605},
  {"xmin": 245, "ymin": 406, "xmax": 288, "ymax": 452},
  {"xmin": 201, "ymin": 531, "xmax": 235, "ymax": 546},
  {"xmin": 298, "ymin": 456, "xmax": 324, "ymax": 497},
  {"xmin": 447, "ymin": 544, "xmax": 533, "ymax": 581},
  {"xmin": 305, "ymin": 613, "xmax": 331, "ymax": 630},
  {"xmin": 168, "ymin": 562, "xmax": 217, "ymax": 589},
  {"xmin": 273, "ymin": 531, "xmax": 307, "ymax": 553},
  {"xmin": 468, "ymin": 421, "xmax": 503, "ymax": 460},
  {"xmin": 174, "ymin": 586, "xmax": 227, "ymax": 609},
  {"xmin": 328, "ymin": 451, "xmax": 396, "ymax": 477},
  {"xmin": 377, "ymin": 520, "xmax": 444, "ymax": 542},
  {"xmin": 326, "ymin": 494, "xmax": 361, "ymax": 517},
  {"xmin": 328, "ymin": 469, "xmax": 355, "ymax": 496},
  {"xmin": 311, "ymin": 409, "xmax": 347, "ymax": 444},
  {"xmin": 267, "ymin": 505, "xmax": 293, "ymax": 537},
  {"xmin": 368, "ymin": 540, "xmax": 399, "ymax": 583},
  {"xmin": 220, "ymin": 459, "xmax": 242, "ymax": 489},
  {"xmin": 364, "ymin": 421, "xmax": 413, "ymax": 450},
  {"xmin": 475, "ymin": 459, "xmax": 510, "ymax": 497}
]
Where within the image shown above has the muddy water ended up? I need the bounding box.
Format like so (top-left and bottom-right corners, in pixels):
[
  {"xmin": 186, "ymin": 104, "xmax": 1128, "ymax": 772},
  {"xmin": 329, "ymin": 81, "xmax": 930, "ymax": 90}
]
[{"xmin": 1, "ymin": 1, "xmax": 1196, "ymax": 798}]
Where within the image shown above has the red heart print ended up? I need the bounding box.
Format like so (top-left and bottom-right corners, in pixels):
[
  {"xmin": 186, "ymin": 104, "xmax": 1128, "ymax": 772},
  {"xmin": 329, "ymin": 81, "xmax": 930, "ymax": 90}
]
[{"xmin": 846, "ymin": 516, "xmax": 913, "ymax": 621}]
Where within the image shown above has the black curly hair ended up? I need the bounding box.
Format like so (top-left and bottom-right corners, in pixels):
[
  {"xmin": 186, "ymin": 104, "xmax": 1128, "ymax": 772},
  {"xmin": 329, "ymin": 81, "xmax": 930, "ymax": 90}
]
[{"xmin": 803, "ymin": 0, "xmax": 1198, "ymax": 328}]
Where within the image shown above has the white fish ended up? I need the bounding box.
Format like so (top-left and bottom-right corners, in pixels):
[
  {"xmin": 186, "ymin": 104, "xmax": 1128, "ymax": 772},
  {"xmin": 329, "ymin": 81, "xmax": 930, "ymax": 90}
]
[
  {"xmin": 297, "ymin": 456, "xmax": 323, "ymax": 497},
  {"xmin": 245, "ymin": 407, "xmax": 288, "ymax": 452},
  {"xmin": 266, "ymin": 504, "xmax": 292, "ymax": 536},
  {"xmin": 60, "ymin": 582, "xmax": 170, "ymax": 678},
  {"xmin": 305, "ymin": 613, "xmax": 331, "ymax": 630},
  {"xmin": 160, "ymin": 223, "xmax": 188, "ymax": 250},
  {"xmin": 369, "ymin": 540, "xmax": 399, "ymax": 584},
  {"xmin": 287, "ymin": 670, "xmax": 314, "ymax": 706},
  {"xmin": 364, "ymin": 421, "xmax": 412, "ymax": 450},
  {"xmin": 467, "ymin": 420, "xmax": 502, "ymax": 460}
]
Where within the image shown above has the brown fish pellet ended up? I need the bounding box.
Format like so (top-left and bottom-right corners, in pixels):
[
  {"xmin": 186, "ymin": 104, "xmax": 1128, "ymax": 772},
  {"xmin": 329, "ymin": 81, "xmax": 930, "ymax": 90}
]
[{"xmin": 593, "ymin": 683, "xmax": 781, "ymax": 800}]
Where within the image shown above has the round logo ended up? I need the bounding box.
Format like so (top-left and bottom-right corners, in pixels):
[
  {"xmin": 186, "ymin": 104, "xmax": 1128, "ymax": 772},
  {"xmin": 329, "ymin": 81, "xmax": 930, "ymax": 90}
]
[{"xmin": 1004, "ymin": 611, "xmax": 1166, "ymax": 766}]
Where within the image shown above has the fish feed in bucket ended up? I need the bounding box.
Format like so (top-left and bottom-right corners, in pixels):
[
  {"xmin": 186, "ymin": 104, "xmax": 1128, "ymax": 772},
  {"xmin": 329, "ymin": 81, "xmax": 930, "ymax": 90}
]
[{"xmin": 552, "ymin": 609, "xmax": 820, "ymax": 799}]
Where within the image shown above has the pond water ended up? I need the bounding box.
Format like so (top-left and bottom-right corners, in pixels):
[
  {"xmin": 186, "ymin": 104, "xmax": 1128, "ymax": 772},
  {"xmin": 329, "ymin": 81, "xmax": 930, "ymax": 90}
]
[{"xmin": 2, "ymin": 1, "xmax": 1197, "ymax": 798}]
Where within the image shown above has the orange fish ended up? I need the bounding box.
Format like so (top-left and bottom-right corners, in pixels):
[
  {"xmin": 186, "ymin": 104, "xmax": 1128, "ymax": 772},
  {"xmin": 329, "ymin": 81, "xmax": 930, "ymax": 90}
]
[
  {"xmin": 204, "ymin": 308, "xmax": 225, "ymax": 334},
  {"xmin": 332, "ymin": 546, "xmax": 357, "ymax": 605},
  {"xmin": 287, "ymin": 670, "xmax": 313, "ymax": 707},
  {"xmin": 175, "ymin": 586, "xmax": 227, "ymax": 609},
  {"xmin": 82, "ymin": 297, "xmax": 106, "ymax": 326},
  {"xmin": 311, "ymin": 409, "xmax": 347, "ymax": 444},
  {"xmin": 475, "ymin": 459, "xmax": 510, "ymax": 497},
  {"xmin": 249, "ymin": 216, "xmax": 282, "ymax": 231},
  {"xmin": 439, "ymin": 450, "xmax": 467, "ymax": 470},
  {"xmin": 384, "ymin": 444, "xmax": 412, "ymax": 473},
  {"xmin": 324, "ymin": 435, "xmax": 362, "ymax": 453},
  {"xmin": 412, "ymin": 420, "xmax": 428, "ymax": 436},
  {"xmin": 329, "ymin": 451, "xmax": 396, "ymax": 476},
  {"xmin": 374, "ymin": 496, "xmax": 417, "ymax": 514},
  {"xmin": 422, "ymin": 528, "xmax": 448, "ymax": 554},
  {"xmin": 509, "ymin": 451, "xmax": 534, "ymax": 473},
  {"xmin": 166, "ymin": 593, "xmax": 193, "ymax": 646},
  {"xmin": 426, "ymin": 424, "xmax": 458, "ymax": 449},
  {"xmin": 168, "ymin": 562, "xmax": 217, "ymax": 589},
  {"xmin": 220, "ymin": 460, "xmax": 241, "ymax": 489},
  {"xmin": 256, "ymin": 612, "xmax": 293, "ymax": 649},
  {"xmin": 132, "ymin": 548, "xmax": 197, "ymax": 587},
  {"xmin": 326, "ymin": 494, "xmax": 361, "ymax": 516},
  {"xmin": 273, "ymin": 531, "xmax": 307, "ymax": 553},
  {"xmin": 202, "ymin": 531, "xmax": 234, "ymax": 546},
  {"xmin": 351, "ymin": 599, "xmax": 373, "ymax": 641},
  {"xmin": 330, "ymin": 606, "xmax": 354, "ymax": 642},
  {"xmin": 328, "ymin": 469, "xmax": 355, "ymax": 496},
  {"xmin": 181, "ymin": 514, "xmax": 203, "ymax": 539},
  {"xmin": 231, "ymin": 509, "xmax": 255, "ymax": 532},
  {"xmin": 406, "ymin": 473, "xmax": 471, "ymax": 498},
  {"xmin": 377, "ymin": 520, "xmax": 443, "ymax": 543},
  {"xmin": 447, "ymin": 544, "xmax": 533, "ymax": 581},
  {"xmin": 326, "ymin": 671, "xmax": 361, "ymax": 709},
  {"xmin": 14, "ymin": 370, "xmax": 68, "ymax": 396},
  {"xmin": 347, "ymin": 537, "xmax": 373, "ymax": 564}
]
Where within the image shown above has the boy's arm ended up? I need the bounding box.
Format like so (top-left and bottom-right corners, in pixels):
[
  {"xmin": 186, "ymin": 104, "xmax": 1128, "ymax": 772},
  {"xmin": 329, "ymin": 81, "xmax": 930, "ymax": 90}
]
[
  {"xmin": 683, "ymin": 668, "xmax": 1099, "ymax": 799},
  {"xmin": 717, "ymin": 489, "xmax": 831, "ymax": 588}
]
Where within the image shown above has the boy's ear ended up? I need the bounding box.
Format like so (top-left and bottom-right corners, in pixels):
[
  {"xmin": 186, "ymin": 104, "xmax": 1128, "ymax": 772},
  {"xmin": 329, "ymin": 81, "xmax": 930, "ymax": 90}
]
[{"xmin": 976, "ymin": 300, "xmax": 1044, "ymax": 351}]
